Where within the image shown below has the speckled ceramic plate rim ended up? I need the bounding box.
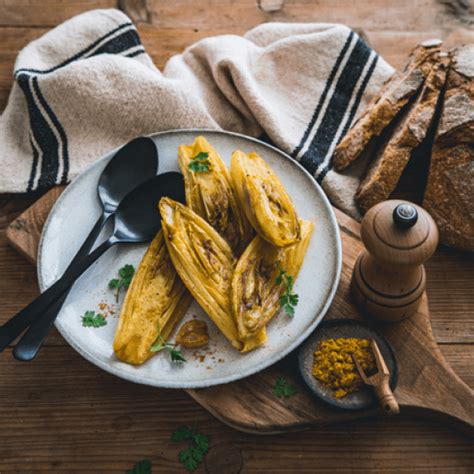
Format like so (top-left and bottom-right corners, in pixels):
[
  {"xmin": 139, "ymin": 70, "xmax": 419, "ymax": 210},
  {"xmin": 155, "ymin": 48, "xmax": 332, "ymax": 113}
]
[{"xmin": 37, "ymin": 129, "xmax": 342, "ymax": 389}]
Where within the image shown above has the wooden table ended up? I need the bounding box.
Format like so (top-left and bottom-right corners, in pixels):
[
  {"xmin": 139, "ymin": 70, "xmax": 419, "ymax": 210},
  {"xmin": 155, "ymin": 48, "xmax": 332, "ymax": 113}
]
[{"xmin": 0, "ymin": 1, "xmax": 473, "ymax": 472}]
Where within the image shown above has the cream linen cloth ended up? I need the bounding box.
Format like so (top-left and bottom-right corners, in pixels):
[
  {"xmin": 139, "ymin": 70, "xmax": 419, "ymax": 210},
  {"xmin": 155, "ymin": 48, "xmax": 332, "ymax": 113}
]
[{"xmin": 0, "ymin": 9, "xmax": 393, "ymax": 217}]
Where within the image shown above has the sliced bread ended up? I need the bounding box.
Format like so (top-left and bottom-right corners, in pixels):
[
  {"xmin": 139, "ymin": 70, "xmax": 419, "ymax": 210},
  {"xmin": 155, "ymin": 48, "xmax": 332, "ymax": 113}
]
[
  {"xmin": 356, "ymin": 53, "xmax": 450, "ymax": 214},
  {"xmin": 424, "ymin": 44, "xmax": 474, "ymax": 251},
  {"xmin": 332, "ymin": 41, "xmax": 442, "ymax": 171}
]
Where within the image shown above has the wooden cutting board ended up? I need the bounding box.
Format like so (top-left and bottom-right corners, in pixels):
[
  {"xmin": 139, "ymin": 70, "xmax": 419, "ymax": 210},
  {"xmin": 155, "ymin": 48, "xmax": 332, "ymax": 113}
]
[{"xmin": 6, "ymin": 187, "xmax": 474, "ymax": 435}]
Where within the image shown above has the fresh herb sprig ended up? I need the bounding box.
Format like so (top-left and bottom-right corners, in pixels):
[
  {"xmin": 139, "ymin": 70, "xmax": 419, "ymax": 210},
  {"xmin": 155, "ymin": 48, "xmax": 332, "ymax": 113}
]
[
  {"xmin": 81, "ymin": 310, "xmax": 107, "ymax": 328},
  {"xmin": 109, "ymin": 264, "xmax": 135, "ymax": 302},
  {"xmin": 188, "ymin": 151, "xmax": 210, "ymax": 173},
  {"xmin": 275, "ymin": 269, "xmax": 299, "ymax": 318},
  {"xmin": 150, "ymin": 325, "xmax": 186, "ymax": 363},
  {"xmin": 150, "ymin": 340, "xmax": 186, "ymax": 362},
  {"xmin": 273, "ymin": 376, "xmax": 297, "ymax": 398},
  {"xmin": 126, "ymin": 459, "xmax": 151, "ymax": 474},
  {"xmin": 171, "ymin": 425, "xmax": 210, "ymax": 472}
]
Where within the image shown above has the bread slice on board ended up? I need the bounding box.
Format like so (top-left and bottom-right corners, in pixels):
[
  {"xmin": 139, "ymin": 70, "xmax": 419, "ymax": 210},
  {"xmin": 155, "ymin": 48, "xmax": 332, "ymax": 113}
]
[
  {"xmin": 355, "ymin": 53, "xmax": 450, "ymax": 214},
  {"xmin": 424, "ymin": 45, "xmax": 474, "ymax": 251},
  {"xmin": 332, "ymin": 40, "xmax": 442, "ymax": 171}
]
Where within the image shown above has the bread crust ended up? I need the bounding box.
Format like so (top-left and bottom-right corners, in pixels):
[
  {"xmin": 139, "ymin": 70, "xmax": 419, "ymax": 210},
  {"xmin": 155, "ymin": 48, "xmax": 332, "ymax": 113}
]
[
  {"xmin": 356, "ymin": 54, "xmax": 450, "ymax": 214},
  {"xmin": 332, "ymin": 42, "xmax": 442, "ymax": 171},
  {"xmin": 424, "ymin": 45, "xmax": 474, "ymax": 251}
]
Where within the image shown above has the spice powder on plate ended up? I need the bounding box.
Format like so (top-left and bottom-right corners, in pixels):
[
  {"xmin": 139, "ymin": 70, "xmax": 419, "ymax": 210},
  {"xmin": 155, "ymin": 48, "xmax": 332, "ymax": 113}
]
[{"xmin": 312, "ymin": 338, "xmax": 376, "ymax": 399}]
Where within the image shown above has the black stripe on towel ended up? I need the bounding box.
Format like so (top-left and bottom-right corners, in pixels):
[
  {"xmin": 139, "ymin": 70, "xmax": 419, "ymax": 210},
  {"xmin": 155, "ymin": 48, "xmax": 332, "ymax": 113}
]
[
  {"xmin": 292, "ymin": 31, "xmax": 354, "ymax": 160},
  {"xmin": 125, "ymin": 48, "xmax": 146, "ymax": 58},
  {"xmin": 17, "ymin": 74, "xmax": 60, "ymax": 190},
  {"xmin": 316, "ymin": 51, "xmax": 378, "ymax": 184},
  {"xmin": 27, "ymin": 136, "xmax": 40, "ymax": 193},
  {"xmin": 87, "ymin": 29, "xmax": 141, "ymax": 56},
  {"xmin": 15, "ymin": 22, "xmax": 133, "ymax": 76},
  {"xmin": 15, "ymin": 21, "xmax": 145, "ymax": 190},
  {"xmin": 31, "ymin": 77, "xmax": 70, "ymax": 184},
  {"xmin": 340, "ymin": 53, "xmax": 378, "ymax": 144},
  {"xmin": 299, "ymin": 36, "xmax": 372, "ymax": 176}
]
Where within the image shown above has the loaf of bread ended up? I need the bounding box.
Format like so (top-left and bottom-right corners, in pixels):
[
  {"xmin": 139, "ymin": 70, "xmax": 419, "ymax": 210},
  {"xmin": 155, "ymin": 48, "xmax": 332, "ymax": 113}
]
[
  {"xmin": 356, "ymin": 53, "xmax": 450, "ymax": 214},
  {"xmin": 424, "ymin": 45, "xmax": 474, "ymax": 251},
  {"xmin": 332, "ymin": 41, "xmax": 442, "ymax": 171}
]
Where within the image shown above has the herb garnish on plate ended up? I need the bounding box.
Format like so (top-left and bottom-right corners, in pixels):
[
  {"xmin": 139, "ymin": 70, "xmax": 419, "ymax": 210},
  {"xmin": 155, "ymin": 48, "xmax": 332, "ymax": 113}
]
[
  {"xmin": 275, "ymin": 268, "xmax": 299, "ymax": 318},
  {"xmin": 81, "ymin": 310, "xmax": 107, "ymax": 328},
  {"xmin": 150, "ymin": 324, "xmax": 186, "ymax": 363},
  {"xmin": 188, "ymin": 151, "xmax": 210, "ymax": 173},
  {"xmin": 108, "ymin": 264, "xmax": 135, "ymax": 302}
]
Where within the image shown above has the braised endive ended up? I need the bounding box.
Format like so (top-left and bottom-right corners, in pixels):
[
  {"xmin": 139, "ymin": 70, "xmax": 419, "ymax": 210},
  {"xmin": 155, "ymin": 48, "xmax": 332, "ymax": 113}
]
[
  {"xmin": 230, "ymin": 150, "xmax": 300, "ymax": 247},
  {"xmin": 160, "ymin": 197, "xmax": 265, "ymax": 351},
  {"xmin": 113, "ymin": 231, "xmax": 192, "ymax": 365},
  {"xmin": 178, "ymin": 136, "xmax": 253, "ymax": 255},
  {"xmin": 232, "ymin": 220, "xmax": 313, "ymax": 343}
]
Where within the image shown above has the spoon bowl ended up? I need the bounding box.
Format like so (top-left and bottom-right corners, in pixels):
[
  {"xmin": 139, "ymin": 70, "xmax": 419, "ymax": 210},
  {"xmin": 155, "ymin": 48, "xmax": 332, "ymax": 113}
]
[
  {"xmin": 113, "ymin": 172, "xmax": 185, "ymax": 242},
  {"xmin": 98, "ymin": 137, "xmax": 159, "ymax": 214}
]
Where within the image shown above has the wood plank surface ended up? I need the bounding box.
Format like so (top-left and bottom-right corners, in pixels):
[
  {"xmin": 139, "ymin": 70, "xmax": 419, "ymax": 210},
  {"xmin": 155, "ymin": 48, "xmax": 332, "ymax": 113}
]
[
  {"xmin": 141, "ymin": 0, "xmax": 472, "ymax": 33},
  {"xmin": 0, "ymin": 0, "xmax": 117, "ymax": 27},
  {"xmin": 0, "ymin": 347, "xmax": 473, "ymax": 472},
  {"xmin": 0, "ymin": 0, "xmax": 473, "ymax": 471}
]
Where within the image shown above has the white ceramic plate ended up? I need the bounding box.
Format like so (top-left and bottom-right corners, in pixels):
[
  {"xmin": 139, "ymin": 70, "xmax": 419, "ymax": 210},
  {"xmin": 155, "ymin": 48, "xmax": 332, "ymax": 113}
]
[{"xmin": 38, "ymin": 129, "xmax": 341, "ymax": 388}]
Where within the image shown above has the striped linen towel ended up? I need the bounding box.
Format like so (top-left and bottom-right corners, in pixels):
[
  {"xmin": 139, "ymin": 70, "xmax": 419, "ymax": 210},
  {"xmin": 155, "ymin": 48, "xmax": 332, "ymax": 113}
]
[{"xmin": 0, "ymin": 9, "xmax": 393, "ymax": 218}]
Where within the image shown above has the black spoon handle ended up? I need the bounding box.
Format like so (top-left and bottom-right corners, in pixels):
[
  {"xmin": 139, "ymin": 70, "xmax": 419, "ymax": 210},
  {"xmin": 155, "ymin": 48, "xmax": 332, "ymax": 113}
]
[
  {"xmin": 12, "ymin": 213, "xmax": 111, "ymax": 360},
  {"xmin": 0, "ymin": 237, "xmax": 116, "ymax": 352},
  {"xmin": 13, "ymin": 296, "xmax": 64, "ymax": 360}
]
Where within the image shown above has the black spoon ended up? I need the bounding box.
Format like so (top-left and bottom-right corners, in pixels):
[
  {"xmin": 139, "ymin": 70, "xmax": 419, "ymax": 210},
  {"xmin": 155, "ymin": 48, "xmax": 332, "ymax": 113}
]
[
  {"xmin": 1, "ymin": 172, "xmax": 185, "ymax": 359},
  {"xmin": 0, "ymin": 137, "xmax": 158, "ymax": 355},
  {"xmin": 12, "ymin": 137, "xmax": 158, "ymax": 360}
]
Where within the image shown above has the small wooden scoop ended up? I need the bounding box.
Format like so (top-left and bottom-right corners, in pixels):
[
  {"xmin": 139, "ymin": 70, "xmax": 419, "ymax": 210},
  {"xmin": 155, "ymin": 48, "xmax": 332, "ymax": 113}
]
[{"xmin": 352, "ymin": 340, "xmax": 400, "ymax": 415}]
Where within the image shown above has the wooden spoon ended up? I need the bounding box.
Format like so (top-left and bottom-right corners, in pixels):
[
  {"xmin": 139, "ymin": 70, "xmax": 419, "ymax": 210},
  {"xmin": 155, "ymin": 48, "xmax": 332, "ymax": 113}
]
[{"xmin": 352, "ymin": 340, "xmax": 400, "ymax": 415}]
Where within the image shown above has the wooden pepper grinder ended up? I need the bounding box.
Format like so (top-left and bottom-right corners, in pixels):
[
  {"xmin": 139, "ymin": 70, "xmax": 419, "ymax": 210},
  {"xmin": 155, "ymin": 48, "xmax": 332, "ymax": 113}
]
[{"xmin": 351, "ymin": 200, "xmax": 439, "ymax": 322}]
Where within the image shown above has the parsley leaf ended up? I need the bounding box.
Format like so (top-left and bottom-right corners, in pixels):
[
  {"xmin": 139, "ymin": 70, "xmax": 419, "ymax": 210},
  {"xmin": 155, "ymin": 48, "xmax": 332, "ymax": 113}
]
[
  {"xmin": 81, "ymin": 310, "xmax": 107, "ymax": 328},
  {"xmin": 273, "ymin": 376, "xmax": 297, "ymax": 398},
  {"xmin": 150, "ymin": 324, "xmax": 186, "ymax": 363},
  {"xmin": 193, "ymin": 433, "xmax": 209, "ymax": 453},
  {"xmin": 179, "ymin": 448, "xmax": 200, "ymax": 471},
  {"xmin": 172, "ymin": 425, "xmax": 209, "ymax": 472},
  {"xmin": 171, "ymin": 425, "xmax": 194, "ymax": 442},
  {"xmin": 169, "ymin": 347, "xmax": 187, "ymax": 362},
  {"xmin": 126, "ymin": 459, "xmax": 151, "ymax": 474},
  {"xmin": 275, "ymin": 269, "xmax": 299, "ymax": 318},
  {"xmin": 150, "ymin": 341, "xmax": 186, "ymax": 363},
  {"xmin": 119, "ymin": 264, "xmax": 135, "ymax": 282},
  {"xmin": 109, "ymin": 264, "xmax": 135, "ymax": 302},
  {"xmin": 188, "ymin": 151, "xmax": 210, "ymax": 173}
]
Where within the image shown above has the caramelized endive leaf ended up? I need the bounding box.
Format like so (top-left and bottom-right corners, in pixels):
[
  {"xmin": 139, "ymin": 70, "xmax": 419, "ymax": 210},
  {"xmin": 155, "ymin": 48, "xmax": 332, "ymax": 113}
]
[
  {"xmin": 113, "ymin": 231, "xmax": 192, "ymax": 365},
  {"xmin": 178, "ymin": 136, "xmax": 253, "ymax": 255},
  {"xmin": 160, "ymin": 197, "xmax": 239, "ymax": 348},
  {"xmin": 231, "ymin": 150, "xmax": 300, "ymax": 247},
  {"xmin": 160, "ymin": 197, "xmax": 265, "ymax": 351},
  {"xmin": 232, "ymin": 220, "xmax": 313, "ymax": 342}
]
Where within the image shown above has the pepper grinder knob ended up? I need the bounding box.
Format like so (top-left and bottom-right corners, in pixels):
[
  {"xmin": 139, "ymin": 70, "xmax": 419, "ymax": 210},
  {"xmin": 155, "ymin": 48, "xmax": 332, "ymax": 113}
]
[
  {"xmin": 351, "ymin": 200, "xmax": 439, "ymax": 322},
  {"xmin": 393, "ymin": 203, "xmax": 418, "ymax": 229}
]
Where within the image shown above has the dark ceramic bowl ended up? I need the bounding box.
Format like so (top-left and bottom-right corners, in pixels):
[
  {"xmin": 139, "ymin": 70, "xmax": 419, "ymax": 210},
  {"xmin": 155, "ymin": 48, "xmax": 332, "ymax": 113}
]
[{"xmin": 298, "ymin": 318, "xmax": 398, "ymax": 411}]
